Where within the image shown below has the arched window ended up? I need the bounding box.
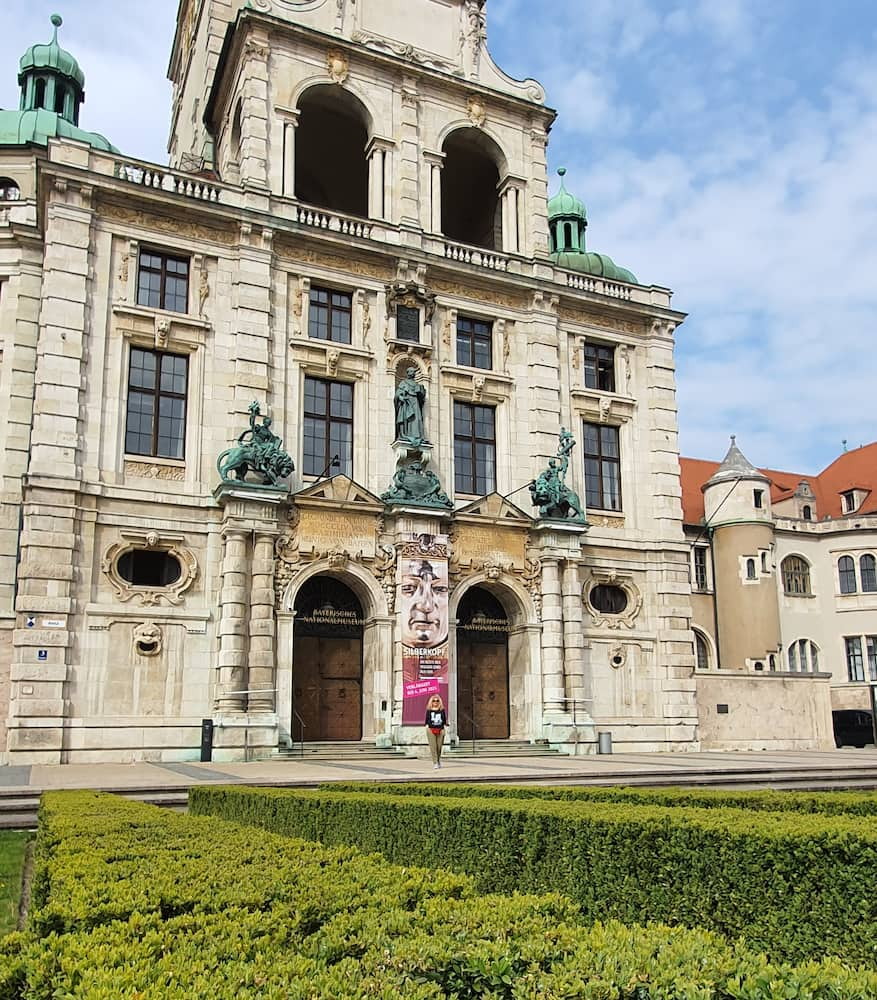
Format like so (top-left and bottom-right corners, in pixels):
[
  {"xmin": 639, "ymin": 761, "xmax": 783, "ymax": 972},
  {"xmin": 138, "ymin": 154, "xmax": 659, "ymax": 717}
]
[
  {"xmin": 746, "ymin": 558, "xmax": 757, "ymax": 580},
  {"xmin": 0, "ymin": 178, "xmax": 20, "ymax": 201},
  {"xmin": 838, "ymin": 555, "xmax": 857, "ymax": 594},
  {"xmin": 441, "ymin": 127, "xmax": 504, "ymax": 250},
  {"xmin": 860, "ymin": 554, "xmax": 877, "ymax": 593},
  {"xmin": 802, "ymin": 505, "xmax": 812, "ymax": 520},
  {"xmin": 693, "ymin": 630, "xmax": 710, "ymax": 670},
  {"xmin": 54, "ymin": 85, "xmax": 66, "ymax": 114},
  {"xmin": 781, "ymin": 556, "xmax": 811, "ymax": 596},
  {"xmin": 788, "ymin": 639, "xmax": 819, "ymax": 672},
  {"xmin": 563, "ymin": 221, "xmax": 574, "ymax": 251},
  {"xmin": 295, "ymin": 85, "xmax": 370, "ymax": 218},
  {"xmin": 34, "ymin": 78, "xmax": 46, "ymax": 109}
]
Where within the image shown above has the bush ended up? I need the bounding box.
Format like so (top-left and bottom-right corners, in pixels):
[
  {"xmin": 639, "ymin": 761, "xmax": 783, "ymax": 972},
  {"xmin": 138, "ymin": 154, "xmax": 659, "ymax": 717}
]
[
  {"xmin": 323, "ymin": 780, "xmax": 877, "ymax": 816},
  {"xmin": 3, "ymin": 790, "xmax": 874, "ymax": 998},
  {"xmin": 191, "ymin": 785, "xmax": 877, "ymax": 967}
]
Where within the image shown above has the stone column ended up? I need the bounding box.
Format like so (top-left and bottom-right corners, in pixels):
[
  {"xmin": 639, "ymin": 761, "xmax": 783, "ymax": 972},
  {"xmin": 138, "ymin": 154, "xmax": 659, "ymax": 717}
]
[
  {"xmin": 367, "ymin": 138, "xmax": 393, "ymax": 221},
  {"xmin": 216, "ymin": 528, "xmax": 249, "ymax": 712},
  {"xmin": 424, "ymin": 151, "xmax": 444, "ymax": 233},
  {"xmin": 500, "ymin": 180, "xmax": 524, "ymax": 255},
  {"xmin": 6, "ymin": 173, "xmax": 93, "ymax": 763},
  {"xmin": 239, "ymin": 35, "xmax": 271, "ymax": 190},
  {"xmin": 562, "ymin": 558, "xmax": 587, "ymax": 713},
  {"xmin": 398, "ymin": 77, "xmax": 421, "ymax": 230},
  {"xmin": 540, "ymin": 557, "xmax": 565, "ymax": 711},
  {"xmin": 278, "ymin": 109, "xmax": 299, "ymax": 198},
  {"xmin": 248, "ymin": 531, "xmax": 276, "ymax": 712}
]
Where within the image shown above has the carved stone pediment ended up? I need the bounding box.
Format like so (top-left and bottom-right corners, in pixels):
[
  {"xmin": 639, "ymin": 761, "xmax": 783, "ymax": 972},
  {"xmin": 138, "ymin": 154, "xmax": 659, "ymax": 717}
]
[
  {"xmin": 454, "ymin": 492, "xmax": 533, "ymax": 525},
  {"xmin": 285, "ymin": 475, "xmax": 385, "ymax": 564},
  {"xmin": 294, "ymin": 474, "xmax": 384, "ymax": 509},
  {"xmin": 450, "ymin": 493, "xmax": 531, "ymax": 575}
]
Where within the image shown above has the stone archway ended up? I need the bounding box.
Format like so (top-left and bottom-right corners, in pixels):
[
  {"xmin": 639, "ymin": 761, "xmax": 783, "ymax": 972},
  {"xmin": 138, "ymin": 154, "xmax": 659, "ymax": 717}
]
[
  {"xmin": 278, "ymin": 561, "xmax": 391, "ymax": 745},
  {"xmin": 450, "ymin": 575, "xmax": 537, "ymax": 740},
  {"xmin": 292, "ymin": 576, "xmax": 364, "ymax": 741}
]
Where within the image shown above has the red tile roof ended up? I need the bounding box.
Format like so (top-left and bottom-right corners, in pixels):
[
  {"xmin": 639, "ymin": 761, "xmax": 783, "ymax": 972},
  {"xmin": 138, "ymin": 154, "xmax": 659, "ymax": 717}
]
[{"xmin": 679, "ymin": 442, "xmax": 877, "ymax": 526}]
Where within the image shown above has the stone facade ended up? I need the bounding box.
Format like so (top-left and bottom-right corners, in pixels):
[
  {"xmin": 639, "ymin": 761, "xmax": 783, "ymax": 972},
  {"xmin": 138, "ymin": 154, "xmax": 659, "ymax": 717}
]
[
  {"xmin": 0, "ymin": 0, "xmax": 701, "ymax": 763},
  {"xmin": 682, "ymin": 441, "xmax": 877, "ymax": 750}
]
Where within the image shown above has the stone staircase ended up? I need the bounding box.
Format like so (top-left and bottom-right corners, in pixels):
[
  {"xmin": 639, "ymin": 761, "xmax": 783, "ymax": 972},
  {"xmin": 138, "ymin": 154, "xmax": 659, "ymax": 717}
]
[
  {"xmin": 273, "ymin": 741, "xmax": 412, "ymax": 762},
  {"xmin": 446, "ymin": 739, "xmax": 561, "ymax": 758}
]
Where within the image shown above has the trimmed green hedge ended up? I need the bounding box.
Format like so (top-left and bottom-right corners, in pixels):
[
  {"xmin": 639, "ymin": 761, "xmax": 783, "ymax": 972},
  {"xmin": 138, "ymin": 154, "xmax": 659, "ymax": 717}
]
[
  {"xmin": 323, "ymin": 780, "xmax": 877, "ymax": 816},
  {"xmin": 191, "ymin": 785, "xmax": 877, "ymax": 967},
  {"xmin": 2, "ymin": 790, "xmax": 876, "ymax": 997}
]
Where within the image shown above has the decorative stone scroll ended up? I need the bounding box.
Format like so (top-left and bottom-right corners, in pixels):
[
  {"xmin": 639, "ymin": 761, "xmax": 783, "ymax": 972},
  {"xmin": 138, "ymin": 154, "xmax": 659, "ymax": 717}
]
[
  {"xmin": 101, "ymin": 532, "xmax": 198, "ymax": 608},
  {"xmin": 583, "ymin": 569, "xmax": 643, "ymax": 630}
]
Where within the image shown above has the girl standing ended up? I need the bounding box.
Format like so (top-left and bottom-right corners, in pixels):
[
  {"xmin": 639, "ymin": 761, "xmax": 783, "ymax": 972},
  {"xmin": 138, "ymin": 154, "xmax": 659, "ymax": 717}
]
[{"xmin": 424, "ymin": 694, "xmax": 447, "ymax": 769}]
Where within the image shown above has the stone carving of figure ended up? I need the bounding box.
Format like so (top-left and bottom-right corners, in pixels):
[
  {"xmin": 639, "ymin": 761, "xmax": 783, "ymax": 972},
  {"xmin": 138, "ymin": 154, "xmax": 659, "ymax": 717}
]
[
  {"xmin": 529, "ymin": 429, "xmax": 585, "ymax": 521},
  {"xmin": 461, "ymin": 0, "xmax": 487, "ymax": 78},
  {"xmin": 557, "ymin": 426, "xmax": 575, "ymax": 477},
  {"xmin": 394, "ymin": 367, "xmax": 427, "ymax": 445},
  {"xmin": 216, "ymin": 401, "xmax": 294, "ymax": 486}
]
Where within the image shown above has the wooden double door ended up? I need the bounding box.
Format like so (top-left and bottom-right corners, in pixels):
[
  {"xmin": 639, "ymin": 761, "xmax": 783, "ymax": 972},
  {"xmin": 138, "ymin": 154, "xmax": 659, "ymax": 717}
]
[
  {"xmin": 457, "ymin": 638, "xmax": 510, "ymax": 740},
  {"xmin": 293, "ymin": 635, "xmax": 363, "ymax": 741}
]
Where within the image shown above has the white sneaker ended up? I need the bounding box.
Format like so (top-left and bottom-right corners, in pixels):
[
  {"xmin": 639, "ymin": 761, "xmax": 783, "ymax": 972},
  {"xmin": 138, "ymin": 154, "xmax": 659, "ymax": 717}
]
[{"xmin": 433, "ymin": 763, "xmax": 439, "ymax": 769}]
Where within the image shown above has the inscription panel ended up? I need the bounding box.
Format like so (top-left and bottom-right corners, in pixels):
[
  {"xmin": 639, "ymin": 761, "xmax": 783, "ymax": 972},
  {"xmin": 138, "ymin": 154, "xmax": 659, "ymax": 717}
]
[
  {"xmin": 297, "ymin": 508, "xmax": 377, "ymax": 559},
  {"xmin": 455, "ymin": 524, "xmax": 526, "ymax": 569}
]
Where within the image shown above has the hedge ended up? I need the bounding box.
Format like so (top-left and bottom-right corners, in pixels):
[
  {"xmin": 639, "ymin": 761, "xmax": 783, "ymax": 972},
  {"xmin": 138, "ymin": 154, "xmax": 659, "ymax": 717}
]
[
  {"xmin": 2, "ymin": 791, "xmax": 876, "ymax": 998},
  {"xmin": 190, "ymin": 785, "xmax": 877, "ymax": 967},
  {"xmin": 323, "ymin": 781, "xmax": 877, "ymax": 816}
]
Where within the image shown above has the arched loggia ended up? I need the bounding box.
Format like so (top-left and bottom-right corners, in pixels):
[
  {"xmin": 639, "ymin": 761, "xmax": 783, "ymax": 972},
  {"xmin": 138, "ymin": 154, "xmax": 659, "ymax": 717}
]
[
  {"xmin": 295, "ymin": 85, "xmax": 370, "ymax": 217},
  {"xmin": 441, "ymin": 127, "xmax": 505, "ymax": 250}
]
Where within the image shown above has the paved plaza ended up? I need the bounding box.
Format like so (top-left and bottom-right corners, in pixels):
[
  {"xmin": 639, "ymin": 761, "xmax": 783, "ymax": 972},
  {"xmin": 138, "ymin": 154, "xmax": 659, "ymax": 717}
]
[{"xmin": 1, "ymin": 749, "xmax": 875, "ymax": 796}]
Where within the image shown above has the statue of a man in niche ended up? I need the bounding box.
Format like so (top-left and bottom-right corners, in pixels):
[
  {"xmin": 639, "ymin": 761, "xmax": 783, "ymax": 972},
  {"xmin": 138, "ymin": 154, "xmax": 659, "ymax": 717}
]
[{"xmin": 394, "ymin": 367, "xmax": 427, "ymax": 446}]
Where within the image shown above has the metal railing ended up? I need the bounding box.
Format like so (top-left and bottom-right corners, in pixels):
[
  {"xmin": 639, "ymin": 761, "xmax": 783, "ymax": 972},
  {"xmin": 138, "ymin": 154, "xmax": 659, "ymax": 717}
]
[{"xmin": 291, "ymin": 709, "xmax": 307, "ymax": 758}]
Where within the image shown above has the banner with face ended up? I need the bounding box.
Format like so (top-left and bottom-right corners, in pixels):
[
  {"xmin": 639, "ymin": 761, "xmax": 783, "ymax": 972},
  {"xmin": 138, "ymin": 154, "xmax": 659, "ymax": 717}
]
[{"xmin": 400, "ymin": 533, "xmax": 449, "ymax": 725}]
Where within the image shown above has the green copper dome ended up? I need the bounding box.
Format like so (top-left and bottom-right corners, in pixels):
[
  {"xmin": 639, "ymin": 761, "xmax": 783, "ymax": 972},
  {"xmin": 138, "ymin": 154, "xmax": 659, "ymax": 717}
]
[
  {"xmin": 0, "ymin": 108, "xmax": 117, "ymax": 152},
  {"xmin": 547, "ymin": 167, "xmax": 586, "ymax": 220},
  {"xmin": 552, "ymin": 249, "xmax": 637, "ymax": 284},
  {"xmin": 0, "ymin": 16, "xmax": 117, "ymax": 153},
  {"xmin": 19, "ymin": 15, "xmax": 85, "ymax": 90},
  {"xmin": 547, "ymin": 168, "xmax": 637, "ymax": 285}
]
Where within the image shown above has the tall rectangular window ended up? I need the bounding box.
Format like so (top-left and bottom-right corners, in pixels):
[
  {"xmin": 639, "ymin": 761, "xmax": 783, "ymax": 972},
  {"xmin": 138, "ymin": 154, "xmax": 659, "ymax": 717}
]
[
  {"xmin": 136, "ymin": 250, "xmax": 189, "ymax": 313},
  {"xmin": 303, "ymin": 377, "xmax": 353, "ymax": 477},
  {"xmin": 845, "ymin": 636, "xmax": 865, "ymax": 682},
  {"xmin": 308, "ymin": 287, "xmax": 352, "ymax": 344},
  {"xmin": 456, "ymin": 316, "xmax": 492, "ymax": 370},
  {"xmin": 867, "ymin": 636, "xmax": 877, "ymax": 681},
  {"xmin": 692, "ymin": 546, "xmax": 709, "ymax": 590},
  {"xmin": 125, "ymin": 347, "xmax": 188, "ymax": 459},
  {"xmin": 583, "ymin": 343, "xmax": 615, "ymax": 392},
  {"xmin": 454, "ymin": 402, "xmax": 496, "ymax": 495},
  {"xmin": 583, "ymin": 422, "xmax": 621, "ymax": 511}
]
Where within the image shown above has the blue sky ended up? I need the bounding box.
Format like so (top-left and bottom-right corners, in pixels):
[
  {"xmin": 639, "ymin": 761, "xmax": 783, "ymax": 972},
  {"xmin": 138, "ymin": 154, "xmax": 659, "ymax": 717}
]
[{"xmin": 3, "ymin": 1, "xmax": 875, "ymax": 473}]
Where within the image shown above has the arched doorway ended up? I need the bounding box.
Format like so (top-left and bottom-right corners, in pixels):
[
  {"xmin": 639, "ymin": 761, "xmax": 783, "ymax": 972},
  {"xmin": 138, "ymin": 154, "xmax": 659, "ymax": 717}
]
[
  {"xmin": 292, "ymin": 576, "xmax": 364, "ymax": 741},
  {"xmin": 456, "ymin": 587, "xmax": 510, "ymax": 739}
]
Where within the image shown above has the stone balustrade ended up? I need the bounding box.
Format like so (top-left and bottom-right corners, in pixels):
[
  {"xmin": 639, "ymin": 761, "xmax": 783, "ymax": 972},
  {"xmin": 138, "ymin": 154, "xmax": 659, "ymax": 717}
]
[
  {"xmin": 443, "ymin": 240, "xmax": 510, "ymax": 271},
  {"xmin": 292, "ymin": 205, "xmax": 372, "ymax": 239},
  {"xmin": 114, "ymin": 162, "xmax": 222, "ymax": 202},
  {"xmin": 564, "ymin": 271, "xmax": 633, "ymax": 301}
]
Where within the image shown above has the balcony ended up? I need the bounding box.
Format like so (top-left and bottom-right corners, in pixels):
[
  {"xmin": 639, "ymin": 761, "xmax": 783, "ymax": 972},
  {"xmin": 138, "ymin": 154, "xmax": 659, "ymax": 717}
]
[{"xmin": 49, "ymin": 145, "xmax": 672, "ymax": 310}]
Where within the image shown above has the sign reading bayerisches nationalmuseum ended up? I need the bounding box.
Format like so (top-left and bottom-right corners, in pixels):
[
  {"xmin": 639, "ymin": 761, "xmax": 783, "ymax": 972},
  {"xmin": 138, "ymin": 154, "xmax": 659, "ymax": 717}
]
[{"xmin": 400, "ymin": 533, "xmax": 449, "ymax": 725}]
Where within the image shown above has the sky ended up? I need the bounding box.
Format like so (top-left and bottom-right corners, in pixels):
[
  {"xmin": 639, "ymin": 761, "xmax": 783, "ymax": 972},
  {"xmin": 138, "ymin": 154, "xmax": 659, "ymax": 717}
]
[{"xmin": 2, "ymin": 0, "xmax": 875, "ymax": 474}]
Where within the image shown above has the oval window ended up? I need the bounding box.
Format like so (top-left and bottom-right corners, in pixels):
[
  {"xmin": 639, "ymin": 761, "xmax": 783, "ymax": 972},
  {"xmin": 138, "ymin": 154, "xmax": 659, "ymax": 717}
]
[
  {"xmin": 117, "ymin": 549, "xmax": 182, "ymax": 587},
  {"xmin": 590, "ymin": 585, "xmax": 628, "ymax": 615}
]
